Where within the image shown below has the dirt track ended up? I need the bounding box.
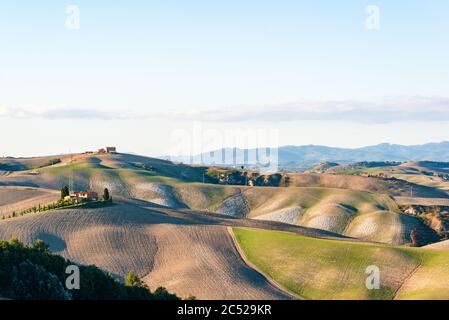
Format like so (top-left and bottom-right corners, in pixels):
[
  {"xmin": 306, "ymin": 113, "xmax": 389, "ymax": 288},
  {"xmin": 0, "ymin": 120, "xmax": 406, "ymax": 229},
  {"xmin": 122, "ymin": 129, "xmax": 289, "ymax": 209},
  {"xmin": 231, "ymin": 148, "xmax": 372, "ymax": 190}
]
[{"xmin": 394, "ymin": 196, "xmax": 449, "ymax": 207}]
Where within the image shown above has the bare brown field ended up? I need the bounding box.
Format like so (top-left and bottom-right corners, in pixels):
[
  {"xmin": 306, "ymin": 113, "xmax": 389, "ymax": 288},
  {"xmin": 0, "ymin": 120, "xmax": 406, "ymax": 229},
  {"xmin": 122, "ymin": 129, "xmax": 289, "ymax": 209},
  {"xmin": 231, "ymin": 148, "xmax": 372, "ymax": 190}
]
[
  {"xmin": 0, "ymin": 198, "xmax": 342, "ymax": 299},
  {"xmin": 142, "ymin": 224, "xmax": 292, "ymax": 299},
  {"xmin": 0, "ymin": 186, "xmax": 59, "ymax": 218}
]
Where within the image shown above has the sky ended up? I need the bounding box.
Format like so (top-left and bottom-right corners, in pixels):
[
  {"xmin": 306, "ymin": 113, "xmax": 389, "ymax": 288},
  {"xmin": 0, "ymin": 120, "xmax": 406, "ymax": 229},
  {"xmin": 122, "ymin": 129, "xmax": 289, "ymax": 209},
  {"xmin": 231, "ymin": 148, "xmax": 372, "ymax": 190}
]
[{"xmin": 1, "ymin": 0, "xmax": 449, "ymax": 157}]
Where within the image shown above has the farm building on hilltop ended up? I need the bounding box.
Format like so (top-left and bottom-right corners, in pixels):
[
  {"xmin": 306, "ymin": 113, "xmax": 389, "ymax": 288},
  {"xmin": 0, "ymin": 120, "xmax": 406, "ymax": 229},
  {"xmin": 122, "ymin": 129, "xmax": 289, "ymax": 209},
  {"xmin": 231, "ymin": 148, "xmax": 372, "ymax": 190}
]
[
  {"xmin": 98, "ymin": 147, "xmax": 117, "ymax": 154},
  {"xmin": 65, "ymin": 191, "xmax": 99, "ymax": 204}
]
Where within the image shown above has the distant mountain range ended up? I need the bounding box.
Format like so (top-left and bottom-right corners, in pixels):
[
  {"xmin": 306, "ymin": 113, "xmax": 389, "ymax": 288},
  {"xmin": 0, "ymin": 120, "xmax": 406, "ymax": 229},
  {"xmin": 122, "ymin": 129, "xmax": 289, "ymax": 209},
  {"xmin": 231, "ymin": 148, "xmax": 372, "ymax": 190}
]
[{"xmin": 164, "ymin": 141, "xmax": 449, "ymax": 171}]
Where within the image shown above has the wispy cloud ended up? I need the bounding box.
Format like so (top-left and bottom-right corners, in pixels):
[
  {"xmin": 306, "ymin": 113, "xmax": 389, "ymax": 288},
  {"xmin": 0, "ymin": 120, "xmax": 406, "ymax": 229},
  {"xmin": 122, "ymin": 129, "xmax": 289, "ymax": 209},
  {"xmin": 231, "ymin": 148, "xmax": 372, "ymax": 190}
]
[
  {"xmin": 2, "ymin": 96, "xmax": 449, "ymax": 123},
  {"xmin": 162, "ymin": 96, "xmax": 449, "ymax": 124},
  {"xmin": 0, "ymin": 106, "xmax": 133, "ymax": 120}
]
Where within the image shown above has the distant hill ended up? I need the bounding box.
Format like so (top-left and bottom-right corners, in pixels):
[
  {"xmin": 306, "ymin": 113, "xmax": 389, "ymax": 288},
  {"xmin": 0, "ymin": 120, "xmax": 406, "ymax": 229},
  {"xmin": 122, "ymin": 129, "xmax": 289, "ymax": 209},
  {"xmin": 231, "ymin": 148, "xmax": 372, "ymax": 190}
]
[
  {"xmin": 306, "ymin": 162, "xmax": 340, "ymax": 173},
  {"xmin": 165, "ymin": 141, "xmax": 449, "ymax": 171}
]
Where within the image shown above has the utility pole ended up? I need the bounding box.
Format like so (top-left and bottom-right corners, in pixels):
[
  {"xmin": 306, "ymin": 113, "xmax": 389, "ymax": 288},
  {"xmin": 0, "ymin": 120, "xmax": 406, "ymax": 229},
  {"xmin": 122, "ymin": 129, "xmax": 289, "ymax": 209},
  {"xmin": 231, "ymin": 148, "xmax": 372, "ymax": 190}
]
[{"xmin": 68, "ymin": 151, "xmax": 74, "ymax": 193}]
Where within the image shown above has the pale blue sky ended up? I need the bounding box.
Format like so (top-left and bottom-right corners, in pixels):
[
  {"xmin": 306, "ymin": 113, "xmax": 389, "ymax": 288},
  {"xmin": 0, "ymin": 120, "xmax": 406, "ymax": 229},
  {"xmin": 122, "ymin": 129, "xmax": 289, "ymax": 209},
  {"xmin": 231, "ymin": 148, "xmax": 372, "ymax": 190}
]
[{"xmin": 1, "ymin": 1, "xmax": 449, "ymax": 157}]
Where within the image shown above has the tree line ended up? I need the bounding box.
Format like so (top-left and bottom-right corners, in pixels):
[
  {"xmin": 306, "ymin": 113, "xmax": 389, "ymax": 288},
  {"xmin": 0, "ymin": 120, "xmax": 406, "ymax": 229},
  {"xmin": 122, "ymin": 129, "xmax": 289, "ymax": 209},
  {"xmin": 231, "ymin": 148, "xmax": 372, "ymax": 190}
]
[{"xmin": 0, "ymin": 239, "xmax": 179, "ymax": 300}]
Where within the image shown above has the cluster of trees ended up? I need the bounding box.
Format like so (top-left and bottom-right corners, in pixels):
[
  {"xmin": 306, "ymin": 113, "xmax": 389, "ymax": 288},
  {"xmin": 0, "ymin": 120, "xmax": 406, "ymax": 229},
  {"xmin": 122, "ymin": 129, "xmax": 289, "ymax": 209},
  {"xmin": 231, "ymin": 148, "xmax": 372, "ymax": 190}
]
[
  {"xmin": 353, "ymin": 161, "xmax": 403, "ymax": 168},
  {"xmin": 0, "ymin": 239, "xmax": 179, "ymax": 300},
  {"xmin": 207, "ymin": 168, "xmax": 288, "ymax": 187},
  {"xmin": 410, "ymin": 226, "xmax": 440, "ymax": 247}
]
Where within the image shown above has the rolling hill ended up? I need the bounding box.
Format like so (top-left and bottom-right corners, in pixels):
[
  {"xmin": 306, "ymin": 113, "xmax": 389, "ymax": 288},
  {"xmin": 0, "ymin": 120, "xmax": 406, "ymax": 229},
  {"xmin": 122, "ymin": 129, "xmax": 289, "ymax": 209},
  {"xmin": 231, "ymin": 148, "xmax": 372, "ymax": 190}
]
[
  {"xmin": 243, "ymin": 187, "xmax": 437, "ymax": 245},
  {"xmin": 0, "ymin": 198, "xmax": 343, "ymax": 300},
  {"xmin": 0, "ymin": 152, "xmax": 444, "ymax": 245},
  {"xmin": 233, "ymin": 228, "xmax": 449, "ymax": 300},
  {"xmin": 326, "ymin": 161, "xmax": 449, "ymax": 196},
  {"xmin": 1, "ymin": 150, "xmax": 449, "ymax": 299}
]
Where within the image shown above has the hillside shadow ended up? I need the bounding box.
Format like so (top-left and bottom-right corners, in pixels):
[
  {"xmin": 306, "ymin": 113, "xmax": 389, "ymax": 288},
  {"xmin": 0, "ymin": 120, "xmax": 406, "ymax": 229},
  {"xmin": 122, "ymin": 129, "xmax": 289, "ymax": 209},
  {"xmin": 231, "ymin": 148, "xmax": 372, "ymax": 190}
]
[{"xmin": 34, "ymin": 232, "xmax": 67, "ymax": 252}]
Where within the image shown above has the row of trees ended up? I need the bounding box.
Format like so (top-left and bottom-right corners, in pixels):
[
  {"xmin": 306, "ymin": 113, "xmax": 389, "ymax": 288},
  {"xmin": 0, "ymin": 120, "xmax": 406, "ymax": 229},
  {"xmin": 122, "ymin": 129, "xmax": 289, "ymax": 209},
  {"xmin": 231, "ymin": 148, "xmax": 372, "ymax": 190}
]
[
  {"xmin": 0, "ymin": 239, "xmax": 179, "ymax": 300},
  {"xmin": 2, "ymin": 201, "xmax": 74, "ymax": 221}
]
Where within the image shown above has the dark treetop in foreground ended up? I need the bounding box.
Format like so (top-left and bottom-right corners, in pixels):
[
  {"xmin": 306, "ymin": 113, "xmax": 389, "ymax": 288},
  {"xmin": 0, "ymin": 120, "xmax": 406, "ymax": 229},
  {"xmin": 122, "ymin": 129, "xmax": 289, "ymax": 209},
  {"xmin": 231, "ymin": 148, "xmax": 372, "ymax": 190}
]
[{"xmin": 0, "ymin": 239, "xmax": 179, "ymax": 300}]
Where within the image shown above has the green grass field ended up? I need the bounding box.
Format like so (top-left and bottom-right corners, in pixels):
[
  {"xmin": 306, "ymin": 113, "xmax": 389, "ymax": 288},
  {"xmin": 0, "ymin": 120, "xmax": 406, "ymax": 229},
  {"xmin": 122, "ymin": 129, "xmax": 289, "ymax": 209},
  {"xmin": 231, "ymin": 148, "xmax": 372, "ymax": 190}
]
[
  {"xmin": 232, "ymin": 228, "xmax": 449, "ymax": 300},
  {"xmin": 329, "ymin": 168, "xmax": 382, "ymax": 175}
]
